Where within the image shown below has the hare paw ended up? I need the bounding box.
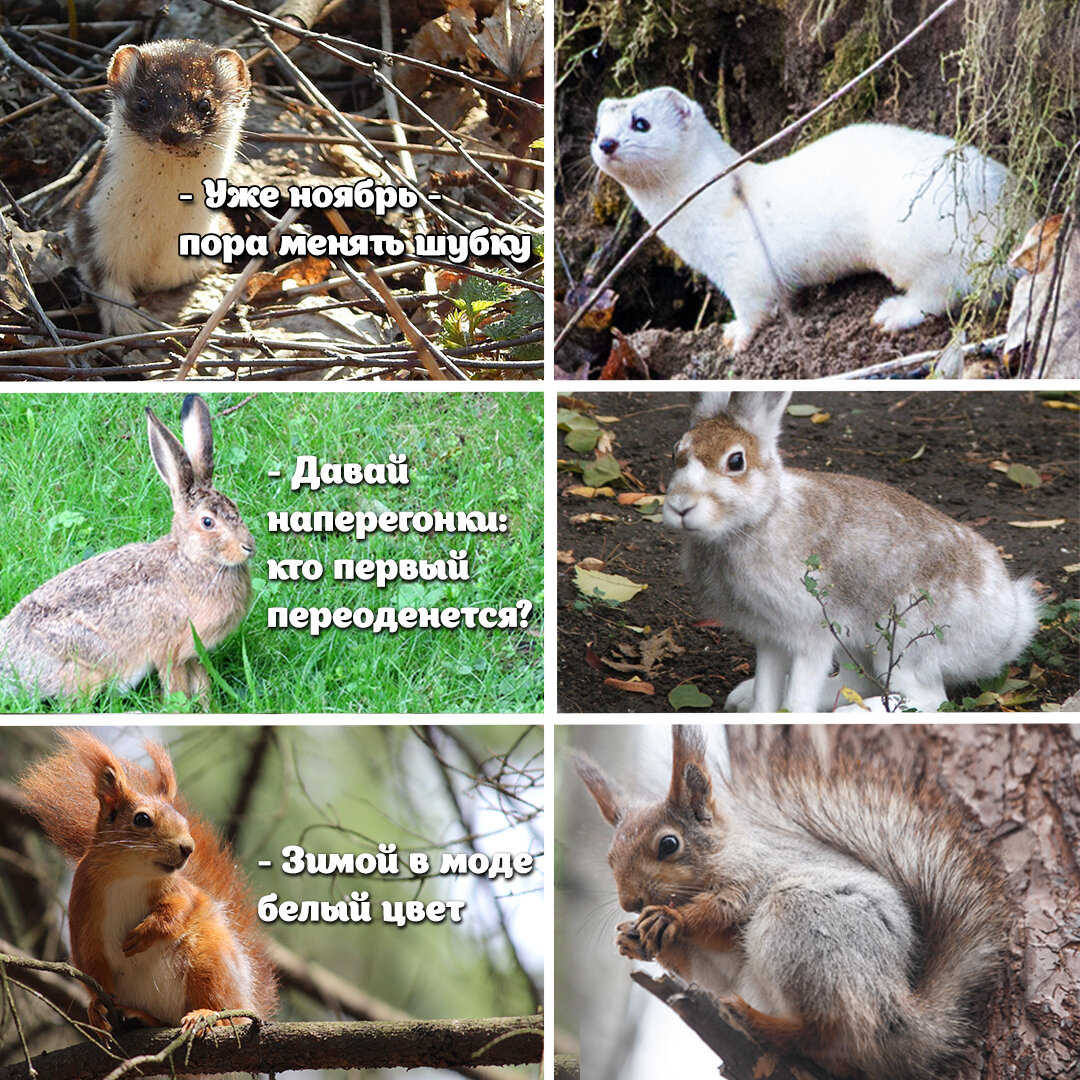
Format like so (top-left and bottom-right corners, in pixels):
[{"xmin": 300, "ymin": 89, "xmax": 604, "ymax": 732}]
[
  {"xmin": 637, "ymin": 904, "xmax": 683, "ymax": 955},
  {"xmin": 615, "ymin": 920, "xmax": 651, "ymax": 961}
]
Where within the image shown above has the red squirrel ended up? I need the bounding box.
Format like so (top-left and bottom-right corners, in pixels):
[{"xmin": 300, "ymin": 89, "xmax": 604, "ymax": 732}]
[
  {"xmin": 19, "ymin": 730, "xmax": 276, "ymax": 1033},
  {"xmin": 576, "ymin": 726, "xmax": 1010, "ymax": 1080}
]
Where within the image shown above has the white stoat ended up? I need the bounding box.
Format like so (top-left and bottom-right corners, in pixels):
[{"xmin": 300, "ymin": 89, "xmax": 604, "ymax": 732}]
[{"xmin": 592, "ymin": 86, "xmax": 1014, "ymax": 353}]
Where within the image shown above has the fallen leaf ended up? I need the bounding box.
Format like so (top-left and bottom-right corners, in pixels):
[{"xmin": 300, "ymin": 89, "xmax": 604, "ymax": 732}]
[
  {"xmin": 811, "ymin": 412, "xmax": 831, "ymax": 424},
  {"xmin": 668, "ymin": 683, "xmax": 713, "ymax": 710},
  {"xmin": 568, "ymin": 512, "xmax": 617, "ymax": 524},
  {"xmin": 582, "ymin": 453, "xmax": 622, "ymax": 488},
  {"xmin": 617, "ymin": 492, "xmax": 659, "ymax": 505},
  {"xmin": 472, "ymin": 0, "xmax": 543, "ymax": 81},
  {"xmin": 574, "ymin": 566, "xmax": 647, "ymax": 604},
  {"xmin": 566, "ymin": 485, "xmax": 615, "ymax": 498},
  {"xmin": 557, "ymin": 550, "xmax": 575, "ymax": 564},
  {"xmin": 786, "ymin": 404, "xmax": 818, "ymax": 417},
  {"xmin": 603, "ymin": 677, "xmax": 655, "ymax": 695},
  {"xmin": 577, "ymin": 557, "xmax": 605, "ymax": 572},
  {"xmin": 1005, "ymin": 463, "xmax": 1042, "ymax": 489},
  {"xmin": 1009, "ymin": 519, "xmax": 1065, "ymax": 528}
]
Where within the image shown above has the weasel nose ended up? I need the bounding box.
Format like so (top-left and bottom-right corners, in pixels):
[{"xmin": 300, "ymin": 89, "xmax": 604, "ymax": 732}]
[{"xmin": 597, "ymin": 138, "xmax": 619, "ymax": 156}]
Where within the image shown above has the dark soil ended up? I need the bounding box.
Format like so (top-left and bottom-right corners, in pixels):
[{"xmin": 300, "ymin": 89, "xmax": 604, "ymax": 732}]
[{"xmin": 557, "ymin": 391, "xmax": 1080, "ymax": 712}]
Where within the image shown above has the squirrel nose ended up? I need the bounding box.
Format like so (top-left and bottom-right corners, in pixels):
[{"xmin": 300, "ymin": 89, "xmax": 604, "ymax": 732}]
[
  {"xmin": 178, "ymin": 841, "xmax": 194, "ymax": 863},
  {"xmin": 597, "ymin": 138, "xmax": 619, "ymax": 156}
]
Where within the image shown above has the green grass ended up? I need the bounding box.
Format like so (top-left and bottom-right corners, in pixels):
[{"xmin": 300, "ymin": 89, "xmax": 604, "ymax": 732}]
[{"xmin": 0, "ymin": 392, "xmax": 543, "ymax": 714}]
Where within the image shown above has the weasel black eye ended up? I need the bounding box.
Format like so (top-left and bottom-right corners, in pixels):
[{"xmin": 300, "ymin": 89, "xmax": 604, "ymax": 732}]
[
  {"xmin": 194, "ymin": 97, "xmax": 212, "ymax": 119},
  {"xmin": 137, "ymin": 96, "xmax": 152, "ymax": 113},
  {"xmin": 631, "ymin": 115, "xmax": 650, "ymax": 133},
  {"xmin": 133, "ymin": 812, "xmax": 152, "ymax": 829},
  {"xmin": 658, "ymin": 835, "xmax": 679, "ymax": 859},
  {"xmin": 725, "ymin": 450, "xmax": 746, "ymax": 474}
]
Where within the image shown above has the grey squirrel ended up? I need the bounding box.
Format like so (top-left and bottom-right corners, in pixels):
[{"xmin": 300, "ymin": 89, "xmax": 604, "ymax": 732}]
[{"xmin": 575, "ymin": 726, "xmax": 1010, "ymax": 1080}]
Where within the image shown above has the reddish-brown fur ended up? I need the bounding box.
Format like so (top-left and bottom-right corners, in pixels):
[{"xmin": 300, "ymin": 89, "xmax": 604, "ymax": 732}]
[{"xmin": 20, "ymin": 731, "xmax": 276, "ymax": 1032}]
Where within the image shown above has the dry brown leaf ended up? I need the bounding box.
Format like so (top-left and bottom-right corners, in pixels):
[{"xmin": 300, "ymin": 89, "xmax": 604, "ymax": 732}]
[
  {"xmin": 246, "ymin": 256, "xmax": 333, "ymax": 300},
  {"xmin": 577, "ymin": 557, "xmax": 605, "ymax": 572},
  {"xmin": 569, "ymin": 512, "xmax": 617, "ymax": 524},
  {"xmin": 603, "ymin": 677, "xmax": 655, "ymax": 695},
  {"xmin": 473, "ymin": 0, "xmax": 543, "ymax": 81}
]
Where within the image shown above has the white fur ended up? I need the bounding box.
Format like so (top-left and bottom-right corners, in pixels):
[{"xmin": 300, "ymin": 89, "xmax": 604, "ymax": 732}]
[
  {"xmin": 77, "ymin": 101, "xmax": 242, "ymax": 336},
  {"xmin": 592, "ymin": 87, "xmax": 1013, "ymax": 352},
  {"xmin": 102, "ymin": 877, "xmax": 188, "ymax": 1025},
  {"xmin": 662, "ymin": 392, "xmax": 1038, "ymax": 712}
]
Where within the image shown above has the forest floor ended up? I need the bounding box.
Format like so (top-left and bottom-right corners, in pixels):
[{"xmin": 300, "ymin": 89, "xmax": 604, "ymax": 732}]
[{"xmin": 557, "ymin": 391, "xmax": 1080, "ymax": 712}]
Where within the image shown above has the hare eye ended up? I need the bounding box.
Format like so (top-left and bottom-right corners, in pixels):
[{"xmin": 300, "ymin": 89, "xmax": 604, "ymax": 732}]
[
  {"xmin": 725, "ymin": 450, "xmax": 746, "ymax": 474},
  {"xmin": 658, "ymin": 835, "xmax": 679, "ymax": 859},
  {"xmin": 631, "ymin": 115, "xmax": 650, "ymax": 133},
  {"xmin": 133, "ymin": 812, "xmax": 152, "ymax": 828},
  {"xmin": 201, "ymin": 516, "xmax": 215, "ymax": 530}
]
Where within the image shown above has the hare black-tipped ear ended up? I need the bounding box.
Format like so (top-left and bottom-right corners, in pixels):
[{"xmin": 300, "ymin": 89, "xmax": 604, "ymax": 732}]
[
  {"xmin": 180, "ymin": 395, "xmax": 213, "ymax": 487},
  {"xmin": 147, "ymin": 407, "xmax": 195, "ymax": 506},
  {"xmin": 669, "ymin": 725, "xmax": 714, "ymax": 823},
  {"xmin": 573, "ymin": 752, "xmax": 626, "ymax": 827}
]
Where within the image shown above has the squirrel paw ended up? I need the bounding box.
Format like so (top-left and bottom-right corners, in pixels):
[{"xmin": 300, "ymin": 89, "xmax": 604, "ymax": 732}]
[
  {"xmin": 88, "ymin": 996, "xmax": 113, "ymax": 1033},
  {"xmin": 637, "ymin": 904, "xmax": 682, "ymax": 955},
  {"xmin": 181, "ymin": 1009, "xmax": 250, "ymax": 1036},
  {"xmin": 121, "ymin": 927, "xmax": 153, "ymax": 956},
  {"xmin": 615, "ymin": 920, "xmax": 652, "ymax": 961}
]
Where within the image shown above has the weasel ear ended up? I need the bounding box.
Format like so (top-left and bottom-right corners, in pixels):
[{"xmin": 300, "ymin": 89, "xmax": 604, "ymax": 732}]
[
  {"xmin": 657, "ymin": 86, "xmax": 697, "ymax": 126},
  {"xmin": 573, "ymin": 752, "xmax": 626, "ymax": 827},
  {"xmin": 212, "ymin": 48, "xmax": 252, "ymax": 91},
  {"xmin": 107, "ymin": 44, "xmax": 141, "ymax": 88},
  {"xmin": 669, "ymin": 725, "xmax": 714, "ymax": 822}
]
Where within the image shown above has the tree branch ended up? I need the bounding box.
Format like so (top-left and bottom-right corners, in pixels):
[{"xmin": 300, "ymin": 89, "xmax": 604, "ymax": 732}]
[
  {"xmin": 630, "ymin": 971, "xmax": 833, "ymax": 1080},
  {"xmin": 0, "ymin": 1016, "xmax": 542, "ymax": 1080}
]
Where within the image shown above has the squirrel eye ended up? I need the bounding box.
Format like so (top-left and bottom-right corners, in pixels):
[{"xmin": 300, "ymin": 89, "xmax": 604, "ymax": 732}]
[
  {"xmin": 657, "ymin": 835, "xmax": 679, "ymax": 859},
  {"xmin": 133, "ymin": 812, "xmax": 152, "ymax": 828},
  {"xmin": 631, "ymin": 115, "xmax": 650, "ymax": 133},
  {"xmin": 725, "ymin": 450, "xmax": 746, "ymax": 474}
]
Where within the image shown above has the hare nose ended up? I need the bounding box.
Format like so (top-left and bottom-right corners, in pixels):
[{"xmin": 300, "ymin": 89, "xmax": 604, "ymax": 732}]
[{"xmin": 597, "ymin": 138, "xmax": 619, "ymax": 156}]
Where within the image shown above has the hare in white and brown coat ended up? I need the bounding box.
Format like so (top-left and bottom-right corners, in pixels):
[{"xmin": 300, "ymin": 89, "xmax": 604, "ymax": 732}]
[
  {"xmin": 0, "ymin": 395, "xmax": 253, "ymax": 703},
  {"xmin": 662, "ymin": 392, "xmax": 1037, "ymax": 712}
]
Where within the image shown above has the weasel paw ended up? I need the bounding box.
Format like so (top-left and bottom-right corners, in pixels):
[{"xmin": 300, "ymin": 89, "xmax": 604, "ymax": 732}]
[
  {"xmin": 721, "ymin": 320, "xmax": 754, "ymax": 354},
  {"xmin": 872, "ymin": 294, "xmax": 935, "ymax": 332}
]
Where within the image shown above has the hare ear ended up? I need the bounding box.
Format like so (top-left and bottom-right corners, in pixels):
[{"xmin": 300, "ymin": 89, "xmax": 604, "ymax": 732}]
[
  {"xmin": 573, "ymin": 752, "xmax": 626, "ymax": 827},
  {"xmin": 669, "ymin": 725, "xmax": 714, "ymax": 823},
  {"xmin": 180, "ymin": 395, "xmax": 214, "ymax": 487},
  {"xmin": 147, "ymin": 407, "xmax": 195, "ymax": 507},
  {"xmin": 726, "ymin": 391, "xmax": 791, "ymax": 463},
  {"xmin": 691, "ymin": 391, "xmax": 731, "ymax": 425}
]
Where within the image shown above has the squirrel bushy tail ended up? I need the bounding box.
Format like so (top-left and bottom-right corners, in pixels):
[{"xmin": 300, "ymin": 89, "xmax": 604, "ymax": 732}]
[{"xmin": 731, "ymin": 744, "xmax": 1009, "ymax": 1078}]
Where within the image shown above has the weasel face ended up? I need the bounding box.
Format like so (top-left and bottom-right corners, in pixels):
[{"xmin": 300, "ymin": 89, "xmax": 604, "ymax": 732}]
[
  {"xmin": 107, "ymin": 39, "xmax": 250, "ymax": 159},
  {"xmin": 591, "ymin": 86, "xmax": 703, "ymax": 188}
]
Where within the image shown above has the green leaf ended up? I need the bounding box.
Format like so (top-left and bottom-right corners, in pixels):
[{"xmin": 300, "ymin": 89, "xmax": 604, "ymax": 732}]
[
  {"xmin": 668, "ymin": 683, "xmax": 713, "ymax": 710},
  {"xmin": 1005, "ymin": 463, "xmax": 1042, "ymax": 489},
  {"xmin": 582, "ymin": 453, "xmax": 622, "ymax": 487},
  {"xmin": 786, "ymin": 404, "xmax": 819, "ymax": 417},
  {"xmin": 566, "ymin": 428, "xmax": 601, "ymax": 452}
]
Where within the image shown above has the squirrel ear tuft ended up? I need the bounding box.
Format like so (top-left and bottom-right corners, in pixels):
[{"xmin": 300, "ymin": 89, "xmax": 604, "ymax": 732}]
[
  {"xmin": 682, "ymin": 762, "xmax": 713, "ymax": 823},
  {"xmin": 574, "ymin": 752, "xmax": 625, "ymax": 827},
  {"xmin": 144, "ymin": 741, "xmax": 178, "ymax": 800},
  {"xmin": 669, "ymin": 725, "xmax": 714, "ymax": 820}
]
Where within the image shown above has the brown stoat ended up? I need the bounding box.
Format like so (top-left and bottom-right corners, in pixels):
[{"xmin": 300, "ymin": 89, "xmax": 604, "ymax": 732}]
[{"xmin": 70, "ymin": 40, "xmax": 250, "ymax": 338}]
